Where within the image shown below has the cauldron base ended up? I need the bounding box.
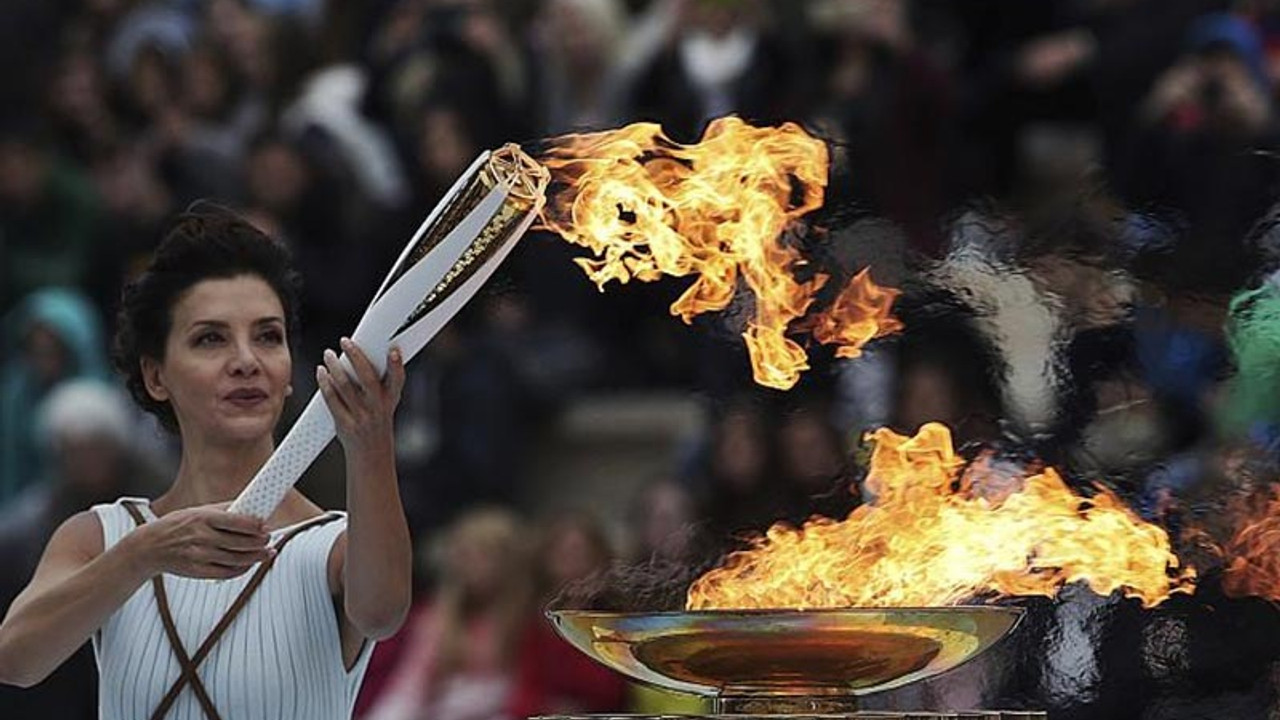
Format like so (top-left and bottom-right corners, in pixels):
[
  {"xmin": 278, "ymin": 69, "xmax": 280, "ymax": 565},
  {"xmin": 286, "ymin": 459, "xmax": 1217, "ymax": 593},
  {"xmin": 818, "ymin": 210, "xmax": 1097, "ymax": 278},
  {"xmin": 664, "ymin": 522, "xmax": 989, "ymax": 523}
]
[{"xmin": 535, "ymin": 707, "xmax": 1044, "ymax": 712}]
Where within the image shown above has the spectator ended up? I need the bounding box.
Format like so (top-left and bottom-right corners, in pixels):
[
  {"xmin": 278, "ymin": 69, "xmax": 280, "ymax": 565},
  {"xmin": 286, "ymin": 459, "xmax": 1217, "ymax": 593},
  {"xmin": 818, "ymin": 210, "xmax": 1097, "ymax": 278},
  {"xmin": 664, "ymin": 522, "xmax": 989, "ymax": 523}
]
[
  {"xmin": 0, "ymin": 123, "xmax": 101, "ymax": 312},
  {"xmin": 45, "ymin": 39, "xmax": 122, "ymax": 165},
  {"xmin": 776, "ymin": 402, "xmax": 856, "ymax": 524},
  {"xmin": 887, "ymin": 288, "xmax": 1007, "ymax": 448},
  {"xmin": 362, "ymin": 508, "xmax": 532, "ymax": 720},
  {"xmin": 412, "ymin": 100, "xmax": 492, "ymax": 203},
  {"xmin": 0, "ymin": 0, "xmax": 72, "ymax": 114},
  {"xmin": 205, "ymin": 0, "xmax": 314, "ymax": 106},
  {"xmin": 1120, "ymin": 13, "xmax": 1280, "ymax": 259},
  {"xmin": 698, "ymin": 398, "xmax": 782, "ymax": 540},
  {"xmin": 180, "ymin": 41, "xmax": 268, "ymax": 170},
  {"xmin": 242, "ymin": 132, "xmax": 376, "ymax": 361},
  {"xmin": 808, "ymin": 0, "xmax": 958, "ymax": 253},
  {"xmin": 627, "ymin": 479, "xmax": 699, "ymax": 564},
  {"xmin": 364, "ymin": 0, "xmax": 523, "ymax": 160},
  {"xmin": 629, "ymin": 0, "xmax": 801, "ymax": 142},
  {"xmin": 528, "ymin": 0, "xmax": 631, "ymax": 135},
  {"xmin": 0, "ymin": 381, "xmax": 143, "ymax": 720},
  {"xmin": 412, "ymin": 314, "xmax": 537, "ymax": 529},
  {"xmin": 510, "ymin": 513, "xmax": 627, "ymax": 718},
  {"xmin": 85, "ymin": 142, "xmax": 175, "ymax": 318},
  {"xmin": 0, "ymin": 379, "xmax": 161, "ymax": 720},
  {"xmin": 1, "ymin": 288, "xmax": 109, "ymax": 507}
]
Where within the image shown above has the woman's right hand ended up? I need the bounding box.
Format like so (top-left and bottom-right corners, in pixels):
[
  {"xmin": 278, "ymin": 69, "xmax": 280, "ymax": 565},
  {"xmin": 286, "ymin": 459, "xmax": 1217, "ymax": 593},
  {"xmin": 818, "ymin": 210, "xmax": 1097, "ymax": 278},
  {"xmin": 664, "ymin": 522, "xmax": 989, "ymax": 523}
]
[
  {"xmin": 0, "ymin": 506, "xmax": 273, "ymax": 687},
  {"xmin": 128, "ymin": 506, "xmax": 275, "ymax": 579}
]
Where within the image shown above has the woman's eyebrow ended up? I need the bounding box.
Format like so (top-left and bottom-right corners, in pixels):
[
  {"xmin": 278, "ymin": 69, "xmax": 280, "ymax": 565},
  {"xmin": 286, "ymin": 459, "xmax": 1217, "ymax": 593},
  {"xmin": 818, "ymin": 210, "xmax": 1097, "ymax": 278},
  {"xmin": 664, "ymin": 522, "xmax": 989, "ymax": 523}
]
[
  {"xmin": 187, "ymin": 317, "xmax": 284, "ymax": 329},
  {"xmin": 188, "ymin": 319, "xmax": 230, "ymax": 330}
]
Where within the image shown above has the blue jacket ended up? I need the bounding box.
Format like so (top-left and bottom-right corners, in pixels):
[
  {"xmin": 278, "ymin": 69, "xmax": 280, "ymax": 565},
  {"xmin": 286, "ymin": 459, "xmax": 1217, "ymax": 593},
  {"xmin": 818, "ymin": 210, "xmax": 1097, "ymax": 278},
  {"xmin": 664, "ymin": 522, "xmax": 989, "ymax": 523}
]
[{"xmin": 0, "ymin": 288, "xmax": 108, "ymax": 505}]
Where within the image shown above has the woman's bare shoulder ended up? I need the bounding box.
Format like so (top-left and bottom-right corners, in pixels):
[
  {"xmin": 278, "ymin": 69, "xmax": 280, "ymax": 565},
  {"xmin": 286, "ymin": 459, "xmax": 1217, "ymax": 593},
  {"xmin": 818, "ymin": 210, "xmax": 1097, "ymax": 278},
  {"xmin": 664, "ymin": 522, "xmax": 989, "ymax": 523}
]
[
  {"xmin": 46, "ymin": 510, "xmax": 105, "ymax": 562},
  {"xmin": 277, "ymin": 491, "xmax": 331, "ymax": 528}
]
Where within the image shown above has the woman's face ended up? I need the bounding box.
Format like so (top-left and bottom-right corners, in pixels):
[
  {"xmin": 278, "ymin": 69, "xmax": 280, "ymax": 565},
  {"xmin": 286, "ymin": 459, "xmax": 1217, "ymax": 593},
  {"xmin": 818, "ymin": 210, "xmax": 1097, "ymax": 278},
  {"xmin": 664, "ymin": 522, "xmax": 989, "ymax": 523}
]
[
  {"xmin": 451, "ymin": 534, "xmax": 507, "ymax": 599},
  {"xmin": 635, "ymin": 482, "xmax": 695, "ymax": 560},
  {"xmin": 543, "ymin": 524, "xmax": 607, "ymax": 589},
  {"xmin": 713, "ymin": 411, "xmax": 768, "ymax": 491},
  {"xmin": 184, "ymin": 48, "xmax": 230, "ymax": 119},
  {"xmin": 144, "ymin": 275, "xmax": 291, "ymax": 445},
  {"xmin": 418, "ymin": 109, "xmax": 474, "ymax": 185},
  {"xmin": 24, "ymin": 324, "xmax": 71, "ymax": 387},
  {"xmin": 779, "ymin": 412, "xmax": 843, "ymax": 489}
]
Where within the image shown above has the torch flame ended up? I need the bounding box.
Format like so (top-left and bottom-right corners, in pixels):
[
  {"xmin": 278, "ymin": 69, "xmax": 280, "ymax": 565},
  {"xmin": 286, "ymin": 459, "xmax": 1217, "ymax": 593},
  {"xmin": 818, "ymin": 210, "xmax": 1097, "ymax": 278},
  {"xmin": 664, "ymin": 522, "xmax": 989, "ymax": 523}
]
[
  {"xmin": 687, "ymin": 423, "xmax": 1194, "ymax": 610},
  {"xmin": 802, "ymin": 267, "xmax": 904, "ymax": 359},
  {"xmin": 538, "ymin": 117, "xmax": 899, "ymax": 390}
]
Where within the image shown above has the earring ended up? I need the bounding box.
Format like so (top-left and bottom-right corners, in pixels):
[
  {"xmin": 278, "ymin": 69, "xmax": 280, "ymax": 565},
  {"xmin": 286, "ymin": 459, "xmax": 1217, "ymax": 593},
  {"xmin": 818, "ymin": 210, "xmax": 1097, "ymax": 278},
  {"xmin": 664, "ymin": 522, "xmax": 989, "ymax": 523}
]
[{"xmin": 285, "ymin": 384, "xmax": 294, "ymax": 397}]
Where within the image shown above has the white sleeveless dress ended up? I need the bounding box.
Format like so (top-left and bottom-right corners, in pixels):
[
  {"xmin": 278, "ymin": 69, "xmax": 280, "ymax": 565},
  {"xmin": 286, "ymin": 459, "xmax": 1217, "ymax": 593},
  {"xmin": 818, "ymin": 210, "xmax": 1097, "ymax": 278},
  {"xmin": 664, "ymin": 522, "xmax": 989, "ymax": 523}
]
[{"xmin": 90, "ymin": 497, "xmax": 375, "ymax": 720}]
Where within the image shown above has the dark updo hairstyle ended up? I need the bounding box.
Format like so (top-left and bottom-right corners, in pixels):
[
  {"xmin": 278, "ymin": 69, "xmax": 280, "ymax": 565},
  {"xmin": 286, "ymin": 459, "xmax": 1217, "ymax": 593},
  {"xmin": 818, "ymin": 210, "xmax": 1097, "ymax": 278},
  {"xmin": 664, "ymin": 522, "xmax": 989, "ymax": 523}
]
[{"xmin": 112, "ymin": 204, "xmax": 302, "ymax": 432}]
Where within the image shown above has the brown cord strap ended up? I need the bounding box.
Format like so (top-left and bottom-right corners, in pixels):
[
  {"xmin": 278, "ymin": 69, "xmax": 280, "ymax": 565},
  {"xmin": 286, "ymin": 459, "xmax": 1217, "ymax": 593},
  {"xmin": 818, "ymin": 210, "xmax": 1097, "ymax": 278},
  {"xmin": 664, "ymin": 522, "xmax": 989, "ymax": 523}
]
[{"xmin": 122, "ymin": 502, "xmax": 341, "ymax": 720}]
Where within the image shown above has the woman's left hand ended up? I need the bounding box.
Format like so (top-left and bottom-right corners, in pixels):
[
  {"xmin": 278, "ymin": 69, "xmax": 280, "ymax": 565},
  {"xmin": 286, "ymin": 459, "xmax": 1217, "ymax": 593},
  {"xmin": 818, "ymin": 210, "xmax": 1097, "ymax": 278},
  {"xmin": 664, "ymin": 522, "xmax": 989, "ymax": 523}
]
[{"xmin": 317, "ymin": 338, "xmax": 405, "ymax": 456}]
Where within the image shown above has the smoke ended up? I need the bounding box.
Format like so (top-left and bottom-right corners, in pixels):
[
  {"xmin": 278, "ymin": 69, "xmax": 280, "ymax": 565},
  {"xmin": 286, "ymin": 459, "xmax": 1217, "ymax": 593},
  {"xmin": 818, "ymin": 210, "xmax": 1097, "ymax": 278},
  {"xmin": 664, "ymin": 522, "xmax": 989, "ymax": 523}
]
[{"xmin": 548, "ymin": 553, "xmax": 722, "ymax": 612}]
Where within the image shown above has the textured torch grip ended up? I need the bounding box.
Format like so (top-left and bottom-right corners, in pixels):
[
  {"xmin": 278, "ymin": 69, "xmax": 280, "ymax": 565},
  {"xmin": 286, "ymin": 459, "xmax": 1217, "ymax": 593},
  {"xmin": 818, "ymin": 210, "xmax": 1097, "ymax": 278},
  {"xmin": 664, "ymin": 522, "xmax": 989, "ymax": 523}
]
[{"xmin": 228, "ymin": 393, "xmax": 335, "ymax": 518}]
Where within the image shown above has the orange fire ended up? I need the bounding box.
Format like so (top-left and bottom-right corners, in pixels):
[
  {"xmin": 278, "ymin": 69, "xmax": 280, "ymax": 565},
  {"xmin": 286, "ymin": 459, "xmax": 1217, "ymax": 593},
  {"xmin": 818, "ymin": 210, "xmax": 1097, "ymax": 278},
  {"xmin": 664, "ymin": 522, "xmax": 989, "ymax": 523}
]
[
  {"xmin": 537, "ymin": 117, "xmax": 899, "ymax": 390},
  {"xmin": 1220, "ymin": 488, "xmax": 1280, "ymax": 600},
  {"xmin": 802, "ymin": 267, "xmax": 904, "ymax": 359},
  {"xmin": 687, "ymin": 423, "xmax": 1195, "ymax": 610}
]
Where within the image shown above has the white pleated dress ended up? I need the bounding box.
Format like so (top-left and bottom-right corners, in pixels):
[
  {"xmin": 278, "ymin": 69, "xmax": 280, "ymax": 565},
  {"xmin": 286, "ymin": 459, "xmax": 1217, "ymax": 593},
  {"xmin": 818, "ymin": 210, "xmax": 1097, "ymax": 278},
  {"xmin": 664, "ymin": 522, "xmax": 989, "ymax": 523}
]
[{"xmin": 90, "ymin": 497, "xmax": 375, "ymax": 720}]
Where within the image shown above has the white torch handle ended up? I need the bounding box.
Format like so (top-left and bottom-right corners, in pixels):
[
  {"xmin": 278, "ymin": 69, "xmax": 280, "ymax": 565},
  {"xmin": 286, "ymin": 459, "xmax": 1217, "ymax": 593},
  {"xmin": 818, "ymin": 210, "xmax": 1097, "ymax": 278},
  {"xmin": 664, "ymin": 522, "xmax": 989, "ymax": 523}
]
[
  {"xmin": 349, "ymin": 182, "xmax": 508, "ymax": 365},
  {"xmin": 388, "ymin": 207, "xmax": 541, "ymax": 358},
  {"xmin": 370, "ymin": 152, "xmax": 491, "ymax": 302},
  {"xmin": 229, "ymin": 165, "xmax": 534, "ymax": 518},
  {"xmin": 228, "ymin": 393, "xmax": 334, "ymax": 518}
]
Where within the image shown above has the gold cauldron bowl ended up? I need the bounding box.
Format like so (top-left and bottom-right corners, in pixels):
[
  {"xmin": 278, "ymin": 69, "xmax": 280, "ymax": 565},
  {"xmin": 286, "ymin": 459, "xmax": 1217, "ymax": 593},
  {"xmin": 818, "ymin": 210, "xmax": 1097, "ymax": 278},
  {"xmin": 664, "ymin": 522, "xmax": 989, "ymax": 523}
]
[{"xmin": 547, "ymin": 607, "xmax": 1022, "ymax": 713}]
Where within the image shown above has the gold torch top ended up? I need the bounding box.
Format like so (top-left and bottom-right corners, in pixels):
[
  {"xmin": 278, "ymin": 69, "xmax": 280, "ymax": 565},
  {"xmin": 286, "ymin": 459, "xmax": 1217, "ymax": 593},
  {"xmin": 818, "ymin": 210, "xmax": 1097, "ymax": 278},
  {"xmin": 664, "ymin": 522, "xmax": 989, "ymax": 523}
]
[{"xmin": 484, "ymin": 143, "xmax": 550, "ymax": 205}]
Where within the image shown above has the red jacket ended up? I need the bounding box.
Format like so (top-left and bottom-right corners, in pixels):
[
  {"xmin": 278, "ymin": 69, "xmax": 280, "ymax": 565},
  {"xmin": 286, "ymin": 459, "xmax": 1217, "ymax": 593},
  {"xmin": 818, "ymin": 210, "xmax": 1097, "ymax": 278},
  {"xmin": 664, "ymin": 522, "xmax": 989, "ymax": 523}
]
[{"xmin": 508, "ymin": 615, "xmax": 627, "ymax": 718}]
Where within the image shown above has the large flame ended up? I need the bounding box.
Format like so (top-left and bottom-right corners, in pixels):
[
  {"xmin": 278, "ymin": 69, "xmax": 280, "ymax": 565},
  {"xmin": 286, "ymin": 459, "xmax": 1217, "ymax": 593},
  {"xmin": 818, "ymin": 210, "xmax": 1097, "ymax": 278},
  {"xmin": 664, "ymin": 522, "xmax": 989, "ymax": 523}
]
[
  {"xmin": 1220, "ymin": 488, "xmax": 1280, "ymax": 600},
  {"xmin": 537, "ymin": 117, "xmax": 899, "ymax": 390},
  {"xmin": 687, "ymin": 423, "xmax": 1194, "ymax": 610}
]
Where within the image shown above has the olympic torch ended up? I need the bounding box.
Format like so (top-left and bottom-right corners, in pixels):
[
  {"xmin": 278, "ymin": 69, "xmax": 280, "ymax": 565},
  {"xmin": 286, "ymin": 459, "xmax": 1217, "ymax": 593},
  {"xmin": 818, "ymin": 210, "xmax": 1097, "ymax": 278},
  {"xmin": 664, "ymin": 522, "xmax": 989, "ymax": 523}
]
[{"xmin": 230, "ymin": 144, "xmax": 549, "ymax": 518}]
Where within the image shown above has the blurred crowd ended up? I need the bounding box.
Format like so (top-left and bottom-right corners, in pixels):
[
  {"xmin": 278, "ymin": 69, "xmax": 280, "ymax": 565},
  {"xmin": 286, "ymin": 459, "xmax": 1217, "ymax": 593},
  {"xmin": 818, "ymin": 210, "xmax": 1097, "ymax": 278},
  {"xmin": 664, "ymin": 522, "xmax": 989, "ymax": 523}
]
[{"xmin": 8, "ymin": 0, "xmax": 1280, "ymax": 717}]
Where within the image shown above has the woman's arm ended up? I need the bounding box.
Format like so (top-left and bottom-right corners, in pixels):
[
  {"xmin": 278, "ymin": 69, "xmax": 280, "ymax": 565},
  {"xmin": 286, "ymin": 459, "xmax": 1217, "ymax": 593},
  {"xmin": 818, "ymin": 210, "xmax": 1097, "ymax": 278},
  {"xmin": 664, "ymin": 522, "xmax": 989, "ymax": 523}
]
[
  {"xmin": 319, "ymin": 339, "xmax": 412, "ymax": 640},
  {"xmin": 0, "ymin": 506, "xmax": 271, "ymax": 687},
  {"xmin": 0, "ymin": 511, "xmax": 139, "ymax": 687}
]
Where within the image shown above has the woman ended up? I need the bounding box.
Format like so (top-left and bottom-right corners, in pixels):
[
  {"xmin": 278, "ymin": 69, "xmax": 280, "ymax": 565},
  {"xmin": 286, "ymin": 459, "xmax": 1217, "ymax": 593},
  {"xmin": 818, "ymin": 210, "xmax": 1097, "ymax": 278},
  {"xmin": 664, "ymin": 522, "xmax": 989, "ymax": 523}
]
[
  {"xmin": 0, "ymin": 207, "xmax": 412, "ymax": 720},
  {"xmin": 509, "ymin": 513, "xmax": 626, "ymax": 719}
]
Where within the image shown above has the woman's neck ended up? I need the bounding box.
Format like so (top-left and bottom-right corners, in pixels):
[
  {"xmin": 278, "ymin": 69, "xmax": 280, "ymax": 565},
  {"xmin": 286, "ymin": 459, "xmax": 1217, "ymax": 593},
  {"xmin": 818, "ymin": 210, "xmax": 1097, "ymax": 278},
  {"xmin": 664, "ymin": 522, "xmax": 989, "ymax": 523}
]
[{"xmin": 154, "ymin": 435, "xmax": 276, "ymax": 512}]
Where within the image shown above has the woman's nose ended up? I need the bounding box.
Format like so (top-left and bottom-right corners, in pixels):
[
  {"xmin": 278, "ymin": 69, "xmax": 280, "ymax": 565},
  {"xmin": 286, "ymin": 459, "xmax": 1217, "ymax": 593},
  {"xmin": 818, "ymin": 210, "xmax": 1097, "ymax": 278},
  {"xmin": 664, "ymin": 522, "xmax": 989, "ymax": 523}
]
[{"xmin": 229, "ymin": 339, "xmax": 262, "ymax": 375}]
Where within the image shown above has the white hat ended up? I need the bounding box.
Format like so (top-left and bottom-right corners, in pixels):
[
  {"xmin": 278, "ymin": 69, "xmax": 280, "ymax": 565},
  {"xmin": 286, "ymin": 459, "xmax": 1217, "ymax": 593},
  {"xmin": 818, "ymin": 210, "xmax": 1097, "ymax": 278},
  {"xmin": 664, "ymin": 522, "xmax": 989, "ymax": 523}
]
[{"xmin": 37, "ymin": 379, "xmax": 133, "ymax": 451}]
